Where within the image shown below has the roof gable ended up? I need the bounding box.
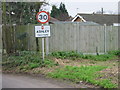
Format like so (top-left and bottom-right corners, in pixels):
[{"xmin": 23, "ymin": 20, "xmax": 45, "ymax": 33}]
[{"xmin": 72, "ymin": 15, "xmax": 86, "ymax": 22}]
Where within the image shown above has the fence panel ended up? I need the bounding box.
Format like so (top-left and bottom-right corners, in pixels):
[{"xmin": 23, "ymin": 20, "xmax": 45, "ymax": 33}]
[
  {"xmin": 2, "ymin": 23, "xmax": 119, "ymax": 54},
  {"xmin": 49, "ymin": 23, "xmax": 119, "ymax": 53},
  {"xmin": 106, "ymin": 26, "xmax": 118, "ymax": 51}
]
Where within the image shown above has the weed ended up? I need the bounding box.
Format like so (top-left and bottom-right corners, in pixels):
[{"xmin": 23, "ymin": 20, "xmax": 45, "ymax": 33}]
[
  {"xmin": 108, "ymin": 50, "xmax": 120, "ymax": 56},
  {"xmin": 82, "ymin": 54, "xmax": 117, "ymax": 61},
  {"xmin": 42, "ymin": 59, "xmax": 59, "ymax": 68},
  {"xmin": 50, "ymin": 51, "xmax": 119, "ymax": 61},
  {"xmin": 3, "ymin": 51, "xmax": 58, "ymax": 71},
  {"xmin": 51, "ymin": 51, "xmax": 83, "ymax": 60}
]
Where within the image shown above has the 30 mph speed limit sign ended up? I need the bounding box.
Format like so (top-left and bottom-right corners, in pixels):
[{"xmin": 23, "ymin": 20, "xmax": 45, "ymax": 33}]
[{"xmin": 36, "ymin": 11, "xmax": 50, "ymax": 24}]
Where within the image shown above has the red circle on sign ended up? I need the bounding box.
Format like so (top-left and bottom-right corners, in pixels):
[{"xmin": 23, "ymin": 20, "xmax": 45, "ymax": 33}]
[{"xmin": 36, "ymin": 11, "xmax": 50, "ymax": 24}]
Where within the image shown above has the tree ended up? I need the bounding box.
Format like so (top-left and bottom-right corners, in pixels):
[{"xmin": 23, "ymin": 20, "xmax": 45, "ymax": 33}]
[
  {"xmin": 2, "ymin": 2, "xmax": 47, "ymax": 25},
  {"xmin": 50, "ymin": 2, "xmax": 69, "ymax": 21},
  {"xmin": 2, "ymin": 2, "xmax": 48, "ymax": 53},
  {"xmin": 50, "ymin": 5, "xmax": 60, "ymax": 19},
  {"xmin": 58, "ymin": 2, "xmax": 69, "ymax": 21}
]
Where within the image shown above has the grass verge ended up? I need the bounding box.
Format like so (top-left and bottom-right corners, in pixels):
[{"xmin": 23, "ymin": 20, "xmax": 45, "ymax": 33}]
[
  {"xmin": 2, "ymin": 50, "xmax": 119, "ymax": 88},
  {"xmin": 48, "ymin": 65, "xmax": 117, "ymax": 88}
]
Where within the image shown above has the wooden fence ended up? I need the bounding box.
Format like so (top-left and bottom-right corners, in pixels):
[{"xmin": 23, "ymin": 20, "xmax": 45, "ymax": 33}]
[{"xmin": 2, "ymin": 23, "xmax": 119, "ymax": 54}]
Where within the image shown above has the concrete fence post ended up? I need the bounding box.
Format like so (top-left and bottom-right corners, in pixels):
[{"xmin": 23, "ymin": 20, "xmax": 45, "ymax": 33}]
[
  {"xmin": 45, "ymin": 22, "xmax": 49, "ymax": 55},
  {"xmin": 27, "ymin": 23, "xmax": 30, "ymax": 51},
  {"xmin": 118, "ymin": 26, "xmax": 120, "ymax": 50},
  {"xmin": 46, "ymin": 37, "xmax": 49, "ymax": 55},
  {"xmin": 13, "ymin": 24, "xmax": 16, "ymax": 52},
  {"xmin": 104, "ymin": 24, "xmax": 107, "ymax": 53}
]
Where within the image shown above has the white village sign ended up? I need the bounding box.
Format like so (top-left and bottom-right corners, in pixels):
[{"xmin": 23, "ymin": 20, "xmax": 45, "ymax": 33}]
[{"xmin": 35, "ymin": 26, "xmax": 50, "ymax": 37}]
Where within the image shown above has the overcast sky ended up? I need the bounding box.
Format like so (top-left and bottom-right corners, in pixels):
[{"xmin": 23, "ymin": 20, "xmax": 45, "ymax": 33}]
[{"xmin": 43, "ymin": 0, "xmax": 119, "ymax": 17}]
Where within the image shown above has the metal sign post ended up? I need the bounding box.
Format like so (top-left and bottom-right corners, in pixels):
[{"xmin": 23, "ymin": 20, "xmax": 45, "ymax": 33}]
[
  {"xmin": 41, "ymin": 24, "xmax": 44, "ymax": 62},
  {"xmin": 41, "ymin": 24, "xmax": 45, "ymax": 62},
  {"xmin": 36, "ymin": 11, "xmax": 50, "ymax": 62}
]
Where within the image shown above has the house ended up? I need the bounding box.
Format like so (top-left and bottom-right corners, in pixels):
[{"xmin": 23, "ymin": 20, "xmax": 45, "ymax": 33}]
[
  {"xmin": 72, "ymin": 14, "xmax": 86, "ymax": 22},
  {"xmin": 49, "ymin": 16, "xmax": 100, "ymax": 26},
  {"xmin": 72, "ymin": 13, "xmax": 119, "ymax": 26},
  {"xmin": 113, "ymin": 23, "xmax": 120, "ymax": 26},
  {"xmin": 49, "ymin": 17, "xmax": 59, "ymax": 24}
]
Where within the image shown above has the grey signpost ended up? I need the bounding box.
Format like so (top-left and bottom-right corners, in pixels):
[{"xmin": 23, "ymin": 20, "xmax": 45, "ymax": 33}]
[
  {"xmin": 41, "ymin": 24, "xmax": 45, "ymax": 61},
  {"xmin": 35, "ymin": 11, "xmax": 50, "ymax": 62}
]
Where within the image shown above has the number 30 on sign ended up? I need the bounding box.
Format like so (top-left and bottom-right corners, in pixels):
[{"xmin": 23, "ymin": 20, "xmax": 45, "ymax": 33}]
[{"xmin": 36, "ymin": 11, "xmax": 50, "ymax": 24}]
